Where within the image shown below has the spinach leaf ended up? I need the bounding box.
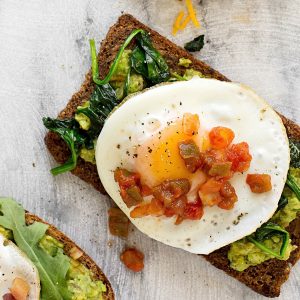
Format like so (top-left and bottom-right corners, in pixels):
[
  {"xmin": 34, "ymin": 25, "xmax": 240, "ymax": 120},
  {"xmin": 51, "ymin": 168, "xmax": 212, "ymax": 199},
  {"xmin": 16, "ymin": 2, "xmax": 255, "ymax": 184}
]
[
  {"xmin": 76, "ymin": 84, "xmax": 118, "ymax": 139},
  {"xmin": 184, "ymin": 35, "xmax": 205, "ymax": 52},
  {"xmin": 276, "ymin": 195, "xmax": 288, "ymax": 212},
  {"xmin": 90, "ymin": 29, "xmax": 144, "ymax": 85},
  {"xmin": 286, "ymin": 173, "xmax": 300, "ymax": 201},
  {"xmin": 289, "ymin": 139, "xmax": 300, "ymax": 168},
  {"xmin": 43, "ymin": 118, "xmax": 86, "ymax": 175},
  {"xmin": 0, "ymin": 198, "xmax": 71, "ymax": 300},
  {"xmin": 131, "ymin": 31, "xmax": 170, "ymax": 84},
  {"xmin": 247, "ymin": 221, "xmax": 289, "ymax": 258}
]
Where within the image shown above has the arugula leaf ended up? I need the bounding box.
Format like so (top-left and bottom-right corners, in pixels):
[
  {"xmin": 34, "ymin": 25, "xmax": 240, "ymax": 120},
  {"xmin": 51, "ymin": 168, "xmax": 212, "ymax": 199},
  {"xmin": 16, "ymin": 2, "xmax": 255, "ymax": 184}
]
[
  {"xmin": 43, "ymin": 118, "xmax": 86, "ymax": 175},
  {"xmin": 289, "ymin": 139, "xmax": 300, "ymax": 168},
  {"xmin": 0, "ymin": 198, "xmax": 71, "ymax": 300},
  {"xmin": 131, "ymin": 31, "xmax": 170, "ymax": 84},
  {"xmin": 247, "ymin": 221, "xmax": 289, "ymax": 258},
  {"xmin": 184, "ymin": 35, "xmax": 205, "ymax": 52},
  {"xmin": 76, "ymin": 84, "xmax": 118, "ymax": 139}
]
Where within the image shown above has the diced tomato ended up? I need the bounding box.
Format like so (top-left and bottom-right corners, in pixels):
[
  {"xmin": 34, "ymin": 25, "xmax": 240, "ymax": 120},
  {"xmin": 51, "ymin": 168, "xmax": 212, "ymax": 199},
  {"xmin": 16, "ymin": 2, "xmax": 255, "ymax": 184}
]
[
  {"xmin": 199, "ymin": 178, "xmax": 223, "ymax": 194},
  {"xmin": 108, "ymin": 207, "xmax": 130, "ymax": 238},
  {"xmin": 182, "ymin": 113, "xmax": 200, "ymax": 136},
  {"xmin": 183, "ymin": 199, "xmax": 204, "ymax": 220},
  {"xmin": 227, "ymin": 142, "xmax": 252, "ymax": 173},
  {"xmin": 209, "ymin": 127, "xmax": 235, "ymax": 149},
  {"xmin": 120, "ymin": 248, "xmax": 144, "ymax": 272},
  {"xmin": 114, "ymin": 168, "xmax": 140, "ymax": 189},
  {"xmin": 141, "ymin": 184, "xmax": 152, "ymax": 197},
  {"xmin": 153, "ymin": 179, "xmax": 190, "ymax": 206},
  {"xmin": 130, "ymin": 203, "xmax": 150, "ymax": 218},
  {"xmin": 198, "ymin": 178, "xmax": 223, "ymax": 206},
  {"xmin": 148, "ymin": 198, "xmax": 165, "ymax": 216},
  {"xmin": 10, "ymin": 278, "xmax": 29, "ymax": 300},
  {"xmin": 178, "ymin": 140, "xmax": 202, "ymax": 173},
  {"xmin": 165, "ymin": 196, "xmax": 187, "ymax": 217},
  {"xmin": 2, "ymin": 294, "xmax": 16, "ymax": 300},
  {"xmin": 218, "ymin": 181, "xmax": 238, "ymax": 210},
  {"xmin": 246, "ymin": 174, "xmax": 272, "ymax": 193},
  {"xmin": 208, "ymin": 161, "xmax": 232, "ymax": 178}
]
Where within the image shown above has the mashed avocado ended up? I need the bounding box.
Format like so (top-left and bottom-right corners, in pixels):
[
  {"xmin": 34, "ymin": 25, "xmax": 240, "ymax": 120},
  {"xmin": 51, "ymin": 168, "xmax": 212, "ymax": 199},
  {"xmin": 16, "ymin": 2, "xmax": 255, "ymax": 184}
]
[
  {"xmin": 75, "ymin": 101, "xmax": 91, "ymax": 130},
  {"xmin": 228, "ymin": 168, "xmax": 300, "ymax": 271},
  {"xmin": 80, "ymin": 148, "xmax": 96, "ymax": 164},
  {"xmin": 178, "ymin": 58, "xmax": 192, "ymax": 68},
  {"xmin": 228, "ymin": 236, "xmax": 296, "ymax": 272},
  {"xmin": 183, "ymin": 68, "xmax": 205, "ymax": 80},
  {"xmin": 109, "ymin": 49, "xmax": 144, "ymax": 100},
  {"xmin": 0, "ymin": 226, "xmax": 13, "ymax": 240},
  {"xmin": 39, "ymin": 235, "xmax": 106, "ymax": 299}
]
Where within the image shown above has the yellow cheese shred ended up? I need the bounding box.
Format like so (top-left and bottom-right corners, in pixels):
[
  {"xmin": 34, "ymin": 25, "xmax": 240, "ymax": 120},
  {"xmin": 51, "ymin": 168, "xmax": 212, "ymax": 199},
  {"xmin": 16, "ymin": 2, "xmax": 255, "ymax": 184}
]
[
  {"xmin": 172, "ymin": 10, "xmax": 185, "ymax": 35},
  {"xmin": 185, "ymin": 0, "xmax": 200, "ymax": 28},
  {"xmin": 179, "ymin": 15, "xmax": 191, "ymax": 30},
  {"xmin": 172, "ymin": 0, "xmax": 201, "ymax": 35}
]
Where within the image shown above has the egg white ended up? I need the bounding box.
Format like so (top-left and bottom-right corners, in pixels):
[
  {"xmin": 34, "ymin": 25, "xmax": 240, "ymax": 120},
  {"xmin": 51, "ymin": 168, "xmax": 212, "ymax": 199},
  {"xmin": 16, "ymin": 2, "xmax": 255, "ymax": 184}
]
[
  {"xmin": 0, "ymin": 234, "xmax": 40, "ymax": 299},
  {"xmin": 96, "ymin": 77, "xmax": 290, "ymax": 254}
]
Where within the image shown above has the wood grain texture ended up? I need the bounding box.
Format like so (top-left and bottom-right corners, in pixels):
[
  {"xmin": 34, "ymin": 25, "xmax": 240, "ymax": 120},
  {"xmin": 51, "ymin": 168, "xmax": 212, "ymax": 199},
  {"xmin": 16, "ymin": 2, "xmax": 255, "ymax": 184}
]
[{"xmin": 0, "ymin": 1, "xmax": 299, "ymax": 299}]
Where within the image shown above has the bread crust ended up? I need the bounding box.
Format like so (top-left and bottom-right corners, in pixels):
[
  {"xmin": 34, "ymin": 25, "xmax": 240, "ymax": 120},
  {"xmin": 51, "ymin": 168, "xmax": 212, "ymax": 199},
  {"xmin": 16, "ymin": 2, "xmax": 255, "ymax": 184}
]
[
  {"xmin": 44, "ymin": 14, "xmax": 300, "ymax": 297},
  {"xmin": 25, "ymin": 213, "xmax": 114, "ymax": 300}
]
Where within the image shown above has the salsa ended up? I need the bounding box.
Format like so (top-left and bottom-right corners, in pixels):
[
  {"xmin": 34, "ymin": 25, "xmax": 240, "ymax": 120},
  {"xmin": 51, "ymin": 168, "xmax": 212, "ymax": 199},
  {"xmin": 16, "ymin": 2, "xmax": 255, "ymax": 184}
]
[{"xmin": 114, "ymin": 113, "xmax": 272, "ymax": 225}]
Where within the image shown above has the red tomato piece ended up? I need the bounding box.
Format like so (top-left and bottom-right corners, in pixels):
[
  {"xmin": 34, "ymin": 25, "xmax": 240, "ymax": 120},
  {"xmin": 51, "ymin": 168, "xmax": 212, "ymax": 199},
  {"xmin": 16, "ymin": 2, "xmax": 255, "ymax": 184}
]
[
  {"xmin": 10, "ymin": 278, "xmax": 29, "ymax": 300},
  {"xmin": 130, "ymin": 203, "xmax": 150, "ymax": 218},
  {"xmin": 141, "ymin": 184, "xmax": 152, "ymax": 197},
  {"xmin": 3, "ymin": 294, "xmax": 16, "ymax": 300},
  {"xmin": 199, "ymin": 178, "xmax": 223, "ymax": 194},
  {"xmin": 227, "ymin": 142, "xmax": 252, "ymax": 173},
  {"xmin": 108, "ymin": 207, "xmax": 130, "ymax": 238},
  {"xmin": 209, "ymin": 127, "xmax": 235, "ymax": 149},
  {"xmin": 148, "ymin": 198, "xmax": 165, "ymax": 216},
  {"xmin": 120, "ymin": 185, "xmax": 143, "ymax": 208},
  {"xmin": 114, "ymin": 168, "xmax": 140, "ymax": 189},
  {"xmin": 120, "ymin": 248, "xmax": 144, "ymax": 272},
  {"xmin": 165, "ymin": 196, "xmax": 187, "ymax": 217},
  {"xmin": 182, "ymin": 113, "xmax": 200, "ymax": 136},
  {"xmin": 246, "ymin": 174, "xmax": 272, "ymax": 193},
  {"xmin": 183, "ymin": 199, "xmax": 204, "ymax": 220},
  {"xmin": 218, "ymin": 181, "xmax": 238, "ymax": 210}
]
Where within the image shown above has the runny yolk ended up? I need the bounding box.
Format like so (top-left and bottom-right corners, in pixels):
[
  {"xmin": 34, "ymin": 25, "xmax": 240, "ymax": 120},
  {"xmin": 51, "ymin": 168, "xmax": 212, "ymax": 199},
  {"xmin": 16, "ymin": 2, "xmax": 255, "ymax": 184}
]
[{"xmin": 135, "ymin": 120, "xmax": 203, "ymax": 187}]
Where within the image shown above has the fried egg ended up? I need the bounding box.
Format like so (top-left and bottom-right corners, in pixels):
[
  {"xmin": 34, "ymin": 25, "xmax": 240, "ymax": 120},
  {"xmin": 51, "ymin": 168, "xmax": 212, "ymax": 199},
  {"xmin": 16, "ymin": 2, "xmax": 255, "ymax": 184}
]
[
  {"xmin": 96, "ymin": 77, "xmax": 290, "ymax": 254},
  {"xmin": 0, "ymin": 234, "xmax": 40, "ymax": 299}
]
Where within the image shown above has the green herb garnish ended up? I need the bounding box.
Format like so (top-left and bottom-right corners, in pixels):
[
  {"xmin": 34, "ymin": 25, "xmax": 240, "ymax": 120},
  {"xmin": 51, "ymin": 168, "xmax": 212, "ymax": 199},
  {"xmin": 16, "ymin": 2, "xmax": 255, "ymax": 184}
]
[
  {"xmin": 286, "ymin": 173, "xmax": 300, "ymax": 201},
  {"xmin": 184, "ymin": 35, "xmax": 205, "ymax": 52},
  {"xmin": 289, "ymin": 139, "xmax": 300, "ymax": 168},
  {"xmin": 247, "ymin": 221, "xmax": 290, "ymax": 259}
]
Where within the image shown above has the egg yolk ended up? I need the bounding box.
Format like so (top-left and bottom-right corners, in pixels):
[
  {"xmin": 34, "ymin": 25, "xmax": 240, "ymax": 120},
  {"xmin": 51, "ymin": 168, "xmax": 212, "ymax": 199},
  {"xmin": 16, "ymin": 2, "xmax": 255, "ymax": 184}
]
[{"xmin": 136, "ymin": 120, "xmax": 204, "ymax": 187}]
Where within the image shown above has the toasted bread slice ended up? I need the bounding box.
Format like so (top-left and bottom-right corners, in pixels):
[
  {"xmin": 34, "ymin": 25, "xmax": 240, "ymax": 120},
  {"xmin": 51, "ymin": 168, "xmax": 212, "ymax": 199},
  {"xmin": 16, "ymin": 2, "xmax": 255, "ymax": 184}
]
[
  {"xmin": 25, "ymin": 213, "xmax": 114, "ymax": 300},
  {"xmin": 44, "ymin": 14, "xmax": 300, "ymax": 297}
]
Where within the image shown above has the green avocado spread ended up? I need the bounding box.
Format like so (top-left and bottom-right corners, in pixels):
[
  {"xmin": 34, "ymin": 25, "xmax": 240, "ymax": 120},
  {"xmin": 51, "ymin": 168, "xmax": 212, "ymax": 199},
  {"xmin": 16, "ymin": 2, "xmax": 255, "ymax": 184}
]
[
  {"xmin": 0, "ymin": 230, "xmax": 106, "ymax": 299},
  {"xmin": 228, "ymin": 168, "xmax": 300, "ymax": 271}
]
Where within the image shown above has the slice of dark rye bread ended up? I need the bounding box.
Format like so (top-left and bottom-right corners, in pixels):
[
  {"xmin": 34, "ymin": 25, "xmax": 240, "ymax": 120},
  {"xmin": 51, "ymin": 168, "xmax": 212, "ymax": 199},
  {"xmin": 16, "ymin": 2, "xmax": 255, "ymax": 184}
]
[
  {"xmin": 44, "ymin": 14, "xmax": 300, "ymax": 297},
  {"xmin": 25, "ymin": 213, "xmax": 114, "ymax": 300}
]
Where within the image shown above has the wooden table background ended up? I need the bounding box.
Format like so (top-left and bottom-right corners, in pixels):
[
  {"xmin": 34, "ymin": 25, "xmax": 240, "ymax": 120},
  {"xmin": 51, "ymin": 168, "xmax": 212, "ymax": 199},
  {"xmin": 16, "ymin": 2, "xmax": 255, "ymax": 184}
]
[{"xmin": 0, "ymin": 0, "xmax": 299, "ymax": 299}]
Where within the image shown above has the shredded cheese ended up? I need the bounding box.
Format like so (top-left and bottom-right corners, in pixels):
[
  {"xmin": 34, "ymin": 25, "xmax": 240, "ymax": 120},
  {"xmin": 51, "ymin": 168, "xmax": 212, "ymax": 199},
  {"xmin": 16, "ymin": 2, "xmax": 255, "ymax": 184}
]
[
  {"xmin": 172, "ymin": 10, "xmax": 185, "ymax": 35},
  {"xmin": 185, "ymin": 0, "xmax": 200, "ymax": 28},
  {"xmin": 172, "ymin": 0, "xmax": 201, "ymax": 35},
  {"xmin": 179, "ymin": 15, "xmax": 191, "ymax": 30}
]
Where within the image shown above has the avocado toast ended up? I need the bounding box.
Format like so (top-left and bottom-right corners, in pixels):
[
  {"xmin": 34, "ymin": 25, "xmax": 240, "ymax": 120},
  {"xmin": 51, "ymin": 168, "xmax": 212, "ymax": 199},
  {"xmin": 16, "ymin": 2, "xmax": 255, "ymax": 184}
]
[
  {"xmin": 0, "ymin": 198, "xmax": 114, "ymax": 300},
  {"xmin": 44, "ymin": 14, "xmax": 300, "ymax": 297}
]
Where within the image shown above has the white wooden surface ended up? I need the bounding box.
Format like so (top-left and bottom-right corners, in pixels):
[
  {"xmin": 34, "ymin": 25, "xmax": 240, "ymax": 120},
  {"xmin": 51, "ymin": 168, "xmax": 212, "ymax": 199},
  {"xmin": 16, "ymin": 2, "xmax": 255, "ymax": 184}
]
[{"xmin": 0, "ymin": 1, "xmax": 299, "ymax": 299}]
